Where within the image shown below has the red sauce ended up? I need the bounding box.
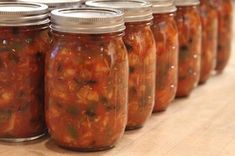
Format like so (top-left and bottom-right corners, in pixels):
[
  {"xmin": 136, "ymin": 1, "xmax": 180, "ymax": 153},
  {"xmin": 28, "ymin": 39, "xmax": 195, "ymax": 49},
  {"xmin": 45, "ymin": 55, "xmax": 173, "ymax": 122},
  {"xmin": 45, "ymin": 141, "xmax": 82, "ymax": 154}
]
[
  {"xmin": 0, "ymin": 25, "xmax": 50, "ymax": 138},
  {"xmin": 175, "ymin": 5, "xmax": 202, "ymax": 97},
  {"xmin": 124, "ymin": 21, "xmax": 156, "ymax": 130},
  {"xmin": 152, "ymin": 12, "xmax": 178, "ymax": 112},
  {"xmin": 45, "ymin": 31, "xmax": 128, "ymax": 151}
]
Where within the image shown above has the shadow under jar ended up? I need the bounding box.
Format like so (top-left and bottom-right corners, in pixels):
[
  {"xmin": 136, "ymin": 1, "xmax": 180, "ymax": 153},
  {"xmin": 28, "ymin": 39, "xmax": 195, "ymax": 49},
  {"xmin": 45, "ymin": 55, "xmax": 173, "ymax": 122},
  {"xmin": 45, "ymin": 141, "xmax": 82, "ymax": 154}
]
[
  {"xmin": 150, "ymin": 0, "xmax": 179, "ymax": 112},
  {"xmin": 0, "ymin": 2, "xmax": 50, "ymax": 142},
  {"xmin": 199, "ymin": 0, "xmax": 218, "ymax": 84},
  {"xmin": 86, "ymin": 0, "xmax": 156, "ymax": 130},
  {"xmin": 46, "ymin": 8, "xmax": 128, "ymax": 151},
  {"xmin": 212, "ymin": 0, "xmax": 233, "ymax": 73},
  {"xmin": 175, "ymin": 0, "xmax": 202, "ymax": 97}
]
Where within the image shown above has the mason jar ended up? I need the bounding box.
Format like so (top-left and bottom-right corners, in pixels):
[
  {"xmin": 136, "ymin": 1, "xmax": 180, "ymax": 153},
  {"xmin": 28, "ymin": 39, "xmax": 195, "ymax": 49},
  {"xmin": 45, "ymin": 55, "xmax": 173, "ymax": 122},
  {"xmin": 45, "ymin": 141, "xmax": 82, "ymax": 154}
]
[
  {"xmin": 86, "ymin": 0, "xmax": 156, "ymax": 130},
  {"xmin": 46, "ymin": 8, "xmax": 128, "ymax": 151},
  {"xmin": 175, "ymin": 0, "xmax": 202, "ymax": 97},
  {"xmin": 0, "ymin": 2, "xmax": 50, "ymax": 142},
  {"xmin": 213, "ymin": 0, "xmax": 233, "ymax": 73},
  {"xmin": 199, "ymin": 0, "xmax": 218, "ymax": 84},
  {"xmin": 149, "ymin": 0, "xmax": 178, "ymax": 112}
]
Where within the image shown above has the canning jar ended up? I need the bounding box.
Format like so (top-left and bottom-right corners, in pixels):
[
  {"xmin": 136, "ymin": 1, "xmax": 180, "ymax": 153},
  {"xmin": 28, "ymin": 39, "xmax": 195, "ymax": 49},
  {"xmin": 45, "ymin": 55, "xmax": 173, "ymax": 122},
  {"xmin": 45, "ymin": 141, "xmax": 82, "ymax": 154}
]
[
  {"xmin": 213, "ymin": 0, "xmax": 232, "ymax": 73},
  {"xmin": 199, "ymin": 0, "xmax": 218, "ymax": 83},
  {"xmin": 0, "ymin": 2, "xmax": 50, "ymax": 142},
  {"xmin": 175, "ymin": 0, "xmax": 202, "ymax": 97},
  {"xmin": 150, "ymin": 0, "xmax": 178, "ymax": 112},
  {"xmin": 86, "ymin": 0, "xmax": 156, "ymax": 130},
  {"xmin": 46, "ymin": 8, "xmax": 128, "ymax": 151},
  {"xmin": 18, "ymin": 0, "xmax": 84, "ymax": 11}
]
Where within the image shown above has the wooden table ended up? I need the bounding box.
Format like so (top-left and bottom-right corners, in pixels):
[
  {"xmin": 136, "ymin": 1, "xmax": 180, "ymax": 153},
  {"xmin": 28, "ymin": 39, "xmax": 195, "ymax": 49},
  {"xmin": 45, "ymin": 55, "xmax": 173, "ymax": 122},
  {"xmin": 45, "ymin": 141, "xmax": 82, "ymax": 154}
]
[{"xmin": 1, "ymin": 6, "xmax": 235, "ymax": 156}]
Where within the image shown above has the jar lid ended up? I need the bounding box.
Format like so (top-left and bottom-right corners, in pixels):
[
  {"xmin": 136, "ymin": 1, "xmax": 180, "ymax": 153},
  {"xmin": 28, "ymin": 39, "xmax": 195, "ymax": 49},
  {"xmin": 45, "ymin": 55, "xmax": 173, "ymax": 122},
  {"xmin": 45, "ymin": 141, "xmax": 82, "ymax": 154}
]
[
  {"xmin": 51, "ymin": 8, "xmax": 125, "ymax": 34},
  {"xmin": 0, "ymin": 2, "xmax": 49, "ymax": 26},
  {"xmin": 85, "ymin": 0, "xmax": 153, "ymax": 22},
  {"xmin": 175, "ymin": 0, "xmax": 200, "ymax": 6},
  {"xmin": 148, "ymin": 0, "xmax": 176, "ymax": 14},
  {"xmin": 18, "ymin": 0, "xmax": 84, "ymax": 11}
]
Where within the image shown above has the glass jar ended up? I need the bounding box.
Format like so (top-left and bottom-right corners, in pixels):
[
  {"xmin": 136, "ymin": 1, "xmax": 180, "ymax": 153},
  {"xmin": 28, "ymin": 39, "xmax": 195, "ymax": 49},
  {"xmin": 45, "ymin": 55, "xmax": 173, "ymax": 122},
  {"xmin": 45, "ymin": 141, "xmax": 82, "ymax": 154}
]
[
  {"xmin": 18, "ymin": 0, "xmax": 84, "ymax": 11},
  {"xmin": 46, "ymin": 8, "xmax": 128, "ymax": 151},
  {"xmin": 175, "ymin": 0, "xmax": 202, "ymax": 97},
  {"xmin": 0, "ymin": 2, "xmax": 50, "ymax": 142},
  {"xmin": 86, "ymin": 0, "xmax": 156, "ymax": 130},
  {"xmin": 150, "ymin": 0, "xmax": 178, "ymax": 112},
  {"xmin": 199, "ymin": 0, "xmax": 218, "ymax": 84},
  {"xmin": 213, "ymin": 0, "xmax": 232, "ymax": 73}
]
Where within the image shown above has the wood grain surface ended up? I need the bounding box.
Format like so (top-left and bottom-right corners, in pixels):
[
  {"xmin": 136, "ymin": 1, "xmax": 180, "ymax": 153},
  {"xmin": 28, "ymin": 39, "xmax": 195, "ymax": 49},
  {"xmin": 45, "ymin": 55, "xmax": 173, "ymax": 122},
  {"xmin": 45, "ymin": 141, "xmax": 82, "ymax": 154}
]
[{"xmin": 0, "ymin": 4, "xmax": 235, "ymax": 156}]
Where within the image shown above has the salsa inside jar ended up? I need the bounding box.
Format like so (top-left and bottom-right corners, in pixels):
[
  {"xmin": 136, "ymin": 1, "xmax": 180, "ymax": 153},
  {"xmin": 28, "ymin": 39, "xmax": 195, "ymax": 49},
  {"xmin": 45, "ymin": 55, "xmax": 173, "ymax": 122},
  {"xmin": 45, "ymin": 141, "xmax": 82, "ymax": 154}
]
[
  {"xmin": 175, "ymin": 3, "xmax": 202, "ymax": 97},
  {"xmin": 199, "ymin": 0, "xmax": 218, "ymax": 84},
  {"xmin": 124, "ymin": 21, "xmax": 156, "ymax": 129},
  {"xmin": 151, "ymin": 0, "xmax": 178, "ymax": 112},
  {"xmin": 46, "ymin": 8, "xmax": 128, "ymax": 151},
  {"xmin": 213, "ymin": 0, "xmax": 233, "ymax": 73},
  {"xmin": 86, "ymin": 0, "xmax": 156, "ymax": 130},
  {"xmin": 0, "ymin": 3, "xmax": 50, "ymax": 141}
]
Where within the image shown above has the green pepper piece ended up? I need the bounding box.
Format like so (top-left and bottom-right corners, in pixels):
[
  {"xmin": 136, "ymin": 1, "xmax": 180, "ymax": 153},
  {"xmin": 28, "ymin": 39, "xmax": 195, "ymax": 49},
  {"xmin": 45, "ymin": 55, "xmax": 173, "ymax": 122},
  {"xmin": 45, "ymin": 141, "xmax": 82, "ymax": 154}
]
[
  {"xmin": 57, "ymin": 64, "xmax": 63, "ymax": 72},
  {"xmin": 25, "ymin": 38, "xmax": 33, "ymax": 44},
  {"xmin": 139, "ymin": 85, "xmax": 153, "ymax": 108},
  {"xmin": 35, "ymin": 51, "xmax": 43, "ymax": 62},
  {"xmin": 85, "ymin": 80, "xmax": 97, "ymax": 86},
  {"xmin": 129, "ymin": 66, "xmax": 135, "ymax": 74},
  {"xmin": 129, "ymin": 87, "xmax": 137, "ymax": 97},
  {"xmin": 179, "ymin": 45, "xmax": 189, "ymax": 60},
  {"xmin": 18, "ymin": 103, "xmax": 30, "ymax": 112},
  {"xmin": 188, "ymin": 37, "xmax": 193, "ymax": 44},
  {"xmin": 217, "ymin": 44, "xmax": 223, "ymax": 52},
  {"xmin": 67, "ymin": 106, "xmax": 79, "ymax": 117},
  {"xmin": 74, "ymin": 78, "xmax": 97, "ymax": 87},
  {"xmin": 0, "ymin": 47, "xmax": 9, "ymax": 53},
  {"xmin": 157, "ymin": 62, "xmax": 170, "ymax": 89},
  {"xmin": 125, "ymin": 43, "xmax": 133, "ymax": 53},
  {"xmin": 0, "ymin": 109, "xmax": 12, "ymax": 122},
  {"xmin": 12, "ymin": 27, "xmax": 19, "ymax": 36},
  {"xmin": 86, "ymin": 102, "xmax": 97, "ymax": 119},
  {"xmin": 8, "ymin": 53, "xmax": 20, "ymax": 64},
  {"xmin": 11, "ymin": 42, "xmax": 24, "ymax": 51},
  {"xmin": 100, "ymin": 96, "xmax": 116, "ymax": 111},
  {"xmin": 67, "ymin": 124, "xmax": 78, "ymax": 139}
]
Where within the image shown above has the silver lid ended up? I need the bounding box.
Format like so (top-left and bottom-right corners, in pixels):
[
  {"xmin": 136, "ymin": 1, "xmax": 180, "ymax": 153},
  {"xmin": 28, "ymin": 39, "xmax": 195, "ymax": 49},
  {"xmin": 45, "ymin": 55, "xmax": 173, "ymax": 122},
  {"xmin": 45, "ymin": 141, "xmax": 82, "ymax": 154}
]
[
  {"xmin": 148, "ymin": 0, "xmax": 176, "ymax": 14},
  {"xmin": 86, "ymin": 0, "xmax": 153, "ymax": 23},
  {"xmin": 18, "ymin": 0, "xmax": 84, "ymax": 11},
  {"xmin": 0, "ymin": 2, "xmax": 49, "ymax": 26},
  {"xmin": 175, "ymin": 0, "xmax": 200, "ymax": 6},
  {"xmin": 51, "ymin": 8, "xmax": 125, "ymax": 34}
]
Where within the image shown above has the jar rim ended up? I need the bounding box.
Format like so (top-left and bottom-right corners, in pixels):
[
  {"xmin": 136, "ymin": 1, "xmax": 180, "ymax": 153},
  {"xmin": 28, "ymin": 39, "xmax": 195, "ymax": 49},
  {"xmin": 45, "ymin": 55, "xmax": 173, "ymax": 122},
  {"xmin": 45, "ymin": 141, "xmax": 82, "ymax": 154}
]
[
  {"xmin": 51, "ymin": 7, "xmax": 126, "ymax": 34},
  {"xmin": 18, "ymin": 0, "xmax": 84, "ymax": 11},
  {"xmin": 85, "ymin": 0, "xmax": 153, "ymax": 22},
  {"xmin": 148, "ymin": 0, "xmax": 177, "ymax": 14},
  {"xmin": 175, "ymin": 0, "xmax": 200, "ymax": 6},
  {"xmin": 0, "ymin": 2, "xmax": 49, "ymax": 26}
]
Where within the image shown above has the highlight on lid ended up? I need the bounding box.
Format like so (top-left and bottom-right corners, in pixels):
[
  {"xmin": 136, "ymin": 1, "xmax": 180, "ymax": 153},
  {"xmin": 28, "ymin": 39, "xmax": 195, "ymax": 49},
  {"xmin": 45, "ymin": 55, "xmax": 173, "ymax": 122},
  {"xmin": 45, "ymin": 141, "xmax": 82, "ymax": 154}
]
[
  {"xmin": 18, "ymin": 0, "xmax": 84, "ymax": 10},
  {"xmin": 148, "ymin": 0, "xmax": 177, "ymax": 13},
  {"xmin": 85, "ymin": 0, "xmax": 153, "ymax": 22},
  {"xmin": 50, "ymin": 7, "xmax": 126, "ymax": 34}
]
